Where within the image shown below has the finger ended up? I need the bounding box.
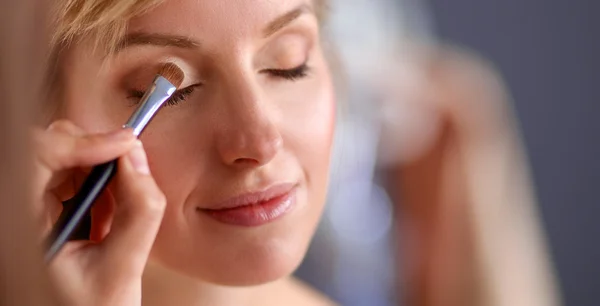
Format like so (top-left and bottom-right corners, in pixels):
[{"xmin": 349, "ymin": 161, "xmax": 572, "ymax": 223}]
[
  {"xmin": 90, "ymin": 189, "xmax": 116, "ymax": 243},
  {"xmin": 30, "ymin": 159, "xmax": 62, "ymax": 233},
  {"xmin": 47, "ymin": 240, "xmax": 93, "ymax": 278},
  {"xmin": 46, "ymin": 120, "xmax": 88, "ymax": 188},
  {"xmin": 50, "ymin": 168, "xmax": 87, "ymax": 202},
  {"xmin": 99, "ymin": 141, "xmax": 165, "ymax": 274},
  {"xmin": 34, "ymin": 126, "xmax": 136, "ymax": 171},
  {"xmin": 33, "ymin": 120, "xmax": 82, "ymax": 190},
  {"xmin": 34, "ymin": 192, "xmax": 63, "ymax": 242}
]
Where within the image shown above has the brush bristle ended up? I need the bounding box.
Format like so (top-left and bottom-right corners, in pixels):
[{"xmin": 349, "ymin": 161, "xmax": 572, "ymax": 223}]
[{"xmin": 158, "ymin": 63, "xmax": 185, "ymax": 88}]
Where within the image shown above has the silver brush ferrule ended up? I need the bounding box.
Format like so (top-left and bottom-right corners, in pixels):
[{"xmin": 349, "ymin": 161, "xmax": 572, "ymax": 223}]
[{"xmin": 124, "ymin": 75, "xmax": 177, "ymax": 136}]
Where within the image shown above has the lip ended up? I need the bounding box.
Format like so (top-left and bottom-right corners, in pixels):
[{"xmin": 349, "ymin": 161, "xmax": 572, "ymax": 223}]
[{"xmin": 198, "ymin": 183, "xmax": 297, "ymax": 227}]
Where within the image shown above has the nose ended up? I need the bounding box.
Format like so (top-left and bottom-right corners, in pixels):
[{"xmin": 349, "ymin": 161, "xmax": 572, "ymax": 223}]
[{"xmin": 215, "ymin": 79, "xmax": 283, "ymax": 167}]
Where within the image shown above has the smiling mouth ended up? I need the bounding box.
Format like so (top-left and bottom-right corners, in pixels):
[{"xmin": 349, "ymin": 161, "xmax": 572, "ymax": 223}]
[{"xmin": 197, "ymin": 183, "xmax": 298, "ymax": 227}]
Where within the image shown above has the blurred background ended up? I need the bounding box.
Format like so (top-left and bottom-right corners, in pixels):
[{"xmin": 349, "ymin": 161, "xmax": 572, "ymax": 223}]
[
  {"xmin": 295, "ymin": 0, "xmax": 599, "ymax": 306},
  {"xmin": 429, "ymin": 1, "xmax": 600, "ymax": 305}
]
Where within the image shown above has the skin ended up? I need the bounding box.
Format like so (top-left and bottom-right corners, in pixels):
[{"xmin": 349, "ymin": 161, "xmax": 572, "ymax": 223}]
[{"xmin": 37, "ymin": 0, "xmax": 336, "ymax": 305}]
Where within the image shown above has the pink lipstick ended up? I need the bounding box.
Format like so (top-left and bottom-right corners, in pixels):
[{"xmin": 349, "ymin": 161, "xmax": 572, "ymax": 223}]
[{"xmin": 199, "ymin": 183, "xmax": 297, "ymax": 227}]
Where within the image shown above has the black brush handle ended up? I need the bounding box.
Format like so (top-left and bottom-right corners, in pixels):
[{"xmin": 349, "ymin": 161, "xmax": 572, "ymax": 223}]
[{"xmin": 45, "ymin": 160, "xmax": 118, "ymax": 262}]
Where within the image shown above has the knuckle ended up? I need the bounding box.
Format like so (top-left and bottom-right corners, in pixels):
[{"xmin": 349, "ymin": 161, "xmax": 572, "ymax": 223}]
[{"xmin": 48, "ymin": 119, "xmax": 76, "ymax": 132}]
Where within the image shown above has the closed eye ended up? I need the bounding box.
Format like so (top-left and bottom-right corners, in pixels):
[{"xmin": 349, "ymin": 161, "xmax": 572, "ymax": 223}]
[{"xmin": 261, "ymin": 63, "xmax": 309, "ymax": 81}]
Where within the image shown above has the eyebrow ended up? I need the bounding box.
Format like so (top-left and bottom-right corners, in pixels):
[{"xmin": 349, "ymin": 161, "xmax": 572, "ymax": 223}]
[
  {"xmin": 115, "ymin": 33, "xmax": 201, "ymax": 52},
  {"xmin": 263, "ymin": 4, "xmax": 313, "ymax": 37},
  {"xmin": 115, "ymin": 3, "xmax": 313, "ymax": 53}
]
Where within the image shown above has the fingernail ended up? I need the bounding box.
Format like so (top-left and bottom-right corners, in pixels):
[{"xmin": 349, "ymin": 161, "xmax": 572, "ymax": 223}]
[{"xmin": 128, "ymin": 141, "xmax": 151, "ymax": 175}]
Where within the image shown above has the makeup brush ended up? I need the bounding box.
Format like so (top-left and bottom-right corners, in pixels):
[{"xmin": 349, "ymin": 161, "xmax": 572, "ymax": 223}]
[{"xmin": 45, "ymin": 63, "xmax": 184, "ymax": 263}]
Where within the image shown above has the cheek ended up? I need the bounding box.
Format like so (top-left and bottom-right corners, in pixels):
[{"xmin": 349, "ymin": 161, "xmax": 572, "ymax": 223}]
[
  {"xmin": 139, "ymin": 118, "xmax": 206, "ymax": 214},
  {"xmin": 279, "ymin": 68, "xmax": 336, "ymax": 182}
]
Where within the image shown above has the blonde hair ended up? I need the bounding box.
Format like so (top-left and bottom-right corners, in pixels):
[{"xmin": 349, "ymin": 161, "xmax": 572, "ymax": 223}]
[
  {"xmin": 50, "ymin": 0, "xmax": 329, "ymax": 58},
  {"xmin": 50, "ymin": 0, "xmax": 163, "ymax": 56}
]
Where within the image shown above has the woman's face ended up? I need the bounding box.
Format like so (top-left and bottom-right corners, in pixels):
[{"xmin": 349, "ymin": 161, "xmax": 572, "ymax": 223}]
[{"xmin": 60, "ymin": 0, "xmax": 335, "ymax": 285}]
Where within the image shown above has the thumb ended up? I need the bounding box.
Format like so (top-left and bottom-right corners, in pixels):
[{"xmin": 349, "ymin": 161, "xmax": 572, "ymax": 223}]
[{"xmin": 98, "ymin": 140, "xmax": 166, "ymax": 275}]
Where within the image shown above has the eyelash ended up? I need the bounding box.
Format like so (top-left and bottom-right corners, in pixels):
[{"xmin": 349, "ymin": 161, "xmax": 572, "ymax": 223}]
[
  {"xmin": 262, "ymin": 63, "xmax": 310, "ymax": 81},
  {"xmin": 165, "ymin": 85, "xmax": 199, "ymax": 106},
  {"xmin": 128, "ymin": 84, "xmax": 200, "ymax": 107},
  {"xmin": 127, "ymin": 63, "xmax": 309, "ymax": 107}
]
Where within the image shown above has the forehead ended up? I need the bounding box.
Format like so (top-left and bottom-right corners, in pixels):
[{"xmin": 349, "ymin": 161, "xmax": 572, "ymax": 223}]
[{"xmin": 128, "ymin": 0, "xmax": 314, "ymax": 42}]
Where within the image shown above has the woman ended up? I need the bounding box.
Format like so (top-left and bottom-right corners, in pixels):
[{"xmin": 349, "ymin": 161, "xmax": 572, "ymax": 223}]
[{"xmin": 35, "ymin": 0, "xmax": 336, "ymax": 305}]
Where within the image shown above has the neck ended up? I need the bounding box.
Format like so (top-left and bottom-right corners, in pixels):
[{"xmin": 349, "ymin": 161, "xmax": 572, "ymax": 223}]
[{"xmin": 141, "ymin": 261, "xmax": 288, "ymax": 306}]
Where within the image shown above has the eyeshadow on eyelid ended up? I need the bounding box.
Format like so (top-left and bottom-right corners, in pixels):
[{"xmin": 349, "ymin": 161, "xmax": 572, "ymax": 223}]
[
  {"xmin": 120, "ymin": 68, "xmax": 157, "ymax": 92},
  {"xmin": 117, "ymin": 58, "xmax": 200, "ymax": 91},
  {"xmin": 263, "ymin": 35, "xmax": 310, "ymax": 68}
]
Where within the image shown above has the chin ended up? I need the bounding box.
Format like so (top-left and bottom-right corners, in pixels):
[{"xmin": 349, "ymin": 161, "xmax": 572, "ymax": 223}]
[
  {"xmin": 150, "ymin": 220, "xmax": 316, "ymax": 287},
  {"xmin": 149, "ymin": 184, "xmax": 326, "ymax": 287},
  {"xmin": 205, "ymin": 243, "xmax": 308, "ymax": 286},
  {"xmin": 152, "ymin": 239, "xmax": 310, "ymax": 286}
]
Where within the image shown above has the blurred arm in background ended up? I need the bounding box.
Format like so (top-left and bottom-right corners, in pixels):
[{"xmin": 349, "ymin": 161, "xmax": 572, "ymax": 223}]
[{"xmin": 379, "ymin": 44, "xmax": 562, "ymax": 306}]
